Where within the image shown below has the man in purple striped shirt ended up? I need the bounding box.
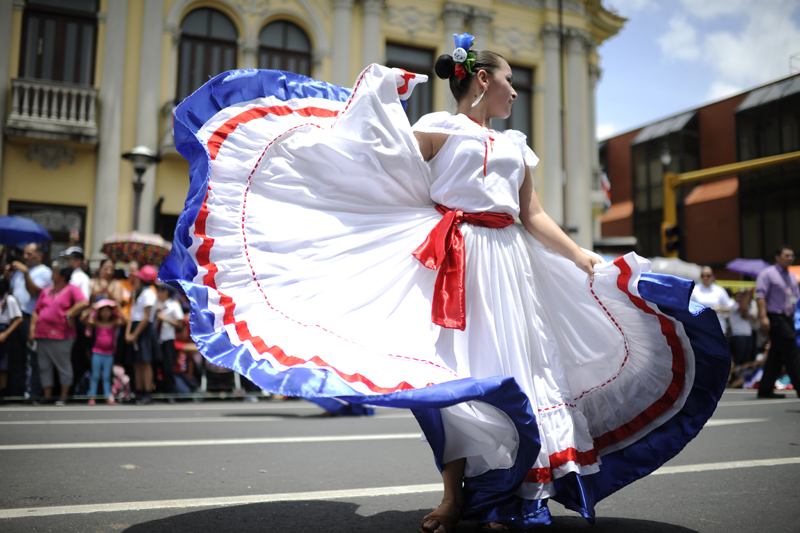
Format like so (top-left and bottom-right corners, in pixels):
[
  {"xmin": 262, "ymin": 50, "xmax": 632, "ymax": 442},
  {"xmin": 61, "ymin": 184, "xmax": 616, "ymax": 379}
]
[{"xmin": 755, "ymin": 245, "xmax": 800, "ymax": 399}]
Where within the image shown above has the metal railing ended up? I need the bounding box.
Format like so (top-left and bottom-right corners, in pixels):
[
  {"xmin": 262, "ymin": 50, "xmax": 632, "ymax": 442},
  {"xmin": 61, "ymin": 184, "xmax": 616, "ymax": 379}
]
[{"xmin": 6, "ymin": 77, "xmax": 99, "ymax": 142}]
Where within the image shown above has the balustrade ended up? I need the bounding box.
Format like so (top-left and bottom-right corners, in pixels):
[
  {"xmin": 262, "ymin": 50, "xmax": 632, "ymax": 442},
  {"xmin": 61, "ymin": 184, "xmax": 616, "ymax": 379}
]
[{"xmin": 6, "ymin": 78, "xmax": 99, "ymax": 143}]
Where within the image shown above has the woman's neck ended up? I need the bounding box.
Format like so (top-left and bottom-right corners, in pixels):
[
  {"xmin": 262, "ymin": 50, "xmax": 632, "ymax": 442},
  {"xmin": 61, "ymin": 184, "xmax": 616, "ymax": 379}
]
[
  {"xmin": 53, "ymin": 281, "xmax": 67, "ymax": 291},
  {"xmin": 456, "ymin": 102, "xmax": 490, "ymax": 128}
]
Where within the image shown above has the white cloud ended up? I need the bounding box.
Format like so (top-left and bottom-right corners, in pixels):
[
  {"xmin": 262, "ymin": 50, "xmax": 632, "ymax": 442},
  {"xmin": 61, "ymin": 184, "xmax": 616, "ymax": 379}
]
[
  {"xmin": 677, "ymin": 0, "xmax": 754, "ymax": 19},
  {"xmin": 606, "ymin": 0, "xmax": 656, "ymax": 16},
  {"xmin": 657, "ymin": 15, "xmax": 700, "ymax": 61},
  {"xmin": 597, "ymin": 123, "xmax": 616, "ymax": 140},
  {"xmin": 706, "ymin": 81, "xmax": 742, "ymax": 101},
  {"xmin": 702, "ymin": 7, "xmax": 800, "ymax": 88}
]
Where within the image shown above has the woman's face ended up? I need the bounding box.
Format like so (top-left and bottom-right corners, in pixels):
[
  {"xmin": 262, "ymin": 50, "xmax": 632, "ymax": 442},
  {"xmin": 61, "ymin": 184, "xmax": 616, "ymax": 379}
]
[
  {"xmin": 700, "ymin": 267, "xmax": 714, "ymax": 287},
  {"xmin": 483, "ymin": 59, "xmax": 517, "ymax": 120},
  {"xmin": 130, "ymin": 275, "xmax": 141, "ymax": 290},
  {"xmin": 99, "ymin": 260, "xmax": 114, "ymax": 280},
  {"xmin": 51, "ymin": 270, "xmax": 64, "ymax": 284}
]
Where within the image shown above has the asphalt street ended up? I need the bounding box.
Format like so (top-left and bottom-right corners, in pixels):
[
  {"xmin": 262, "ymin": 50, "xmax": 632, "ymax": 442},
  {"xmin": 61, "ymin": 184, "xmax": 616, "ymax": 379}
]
[{"xmin": 0, "ymin": 389, "xmax": 798, "ymax": 533}]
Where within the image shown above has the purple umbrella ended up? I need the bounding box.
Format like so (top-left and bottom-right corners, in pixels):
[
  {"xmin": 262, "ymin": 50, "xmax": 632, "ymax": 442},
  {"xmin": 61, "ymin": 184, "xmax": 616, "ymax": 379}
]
[{"xmin": 725, "ymin": 258, "xmax": 771, "ymax": 278}]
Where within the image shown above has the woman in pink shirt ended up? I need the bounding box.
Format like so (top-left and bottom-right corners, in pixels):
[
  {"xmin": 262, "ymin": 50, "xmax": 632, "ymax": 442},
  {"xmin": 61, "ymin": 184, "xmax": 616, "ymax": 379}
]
[
  {"xmin": 29, "ymin": 265, "xmax": 88, "ymax": 404},
  {"xmin": 82, "ymin": 299, "xmax": 125, "ymax": 405}
]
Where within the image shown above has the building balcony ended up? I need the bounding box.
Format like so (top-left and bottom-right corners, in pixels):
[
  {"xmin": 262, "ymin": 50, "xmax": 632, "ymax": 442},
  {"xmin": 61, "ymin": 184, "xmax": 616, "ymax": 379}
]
[{"xmin": 4, "ymin": 78, "xmax": 99, "ymax": 145}]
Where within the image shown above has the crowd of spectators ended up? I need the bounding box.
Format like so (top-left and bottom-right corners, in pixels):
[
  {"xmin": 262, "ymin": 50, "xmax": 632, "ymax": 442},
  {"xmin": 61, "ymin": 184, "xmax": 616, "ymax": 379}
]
[
  {"xmin": 0, "ymin": 242, "xmax": 207, "ymax": 405},
  {"xmin": 690, "ymin": 245, "xmax": 800, "ymax": 398}
]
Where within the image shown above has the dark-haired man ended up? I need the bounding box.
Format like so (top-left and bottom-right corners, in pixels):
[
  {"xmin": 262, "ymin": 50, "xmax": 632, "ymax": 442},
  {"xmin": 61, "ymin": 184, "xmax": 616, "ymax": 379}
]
[
  {"xmin": 755, "ymin": 245, "xmax": 800, "ymax": 399},
  {"xmin": 6, "ymin": 243, "xmax": 52, "ymax": 398}
]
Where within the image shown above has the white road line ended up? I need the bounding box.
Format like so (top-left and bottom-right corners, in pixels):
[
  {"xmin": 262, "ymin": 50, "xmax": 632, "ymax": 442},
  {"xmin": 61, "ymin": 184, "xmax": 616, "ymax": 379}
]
[
  {"xmin": 0, "ymin": 417, "xmax": 282, "ymax": 425},
  {"xmin": 717, "ymin": 399, "xmax": 800, "ymax": 407},
  {"xmin": 653, "ymin": 457, "xmax": 800, "ymax": 475},
  {"xmin": 704, "ymin": 418, "xmax": 768, "ymax": 426},
  {"xmin": 0, "ymin": 483, "xmax": 443, "ymax": 520},
  {"xmin": 3, "ymin": 457, "xmax": 800, "ymax": 520},
  {"xmin": 0, "ymin": 403, "xmax": 330, "ymax": 413},
  {"xmin": 0, "ymin": 413, "xmax": 414, "ymax": 425},
  {"xmin": 0, "ymin": 433, "xmax": 422, "ymax": 451}
]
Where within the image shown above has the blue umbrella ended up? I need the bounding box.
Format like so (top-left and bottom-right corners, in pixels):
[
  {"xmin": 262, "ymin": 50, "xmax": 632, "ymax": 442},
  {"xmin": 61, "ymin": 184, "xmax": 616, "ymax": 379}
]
[
  {"xmin": 725, "ymin": 258, "xmax": 771, "ymax": 278},
  {"xmin": 0, "ymin": 216, "xmax": 52, "ymax": 246}
]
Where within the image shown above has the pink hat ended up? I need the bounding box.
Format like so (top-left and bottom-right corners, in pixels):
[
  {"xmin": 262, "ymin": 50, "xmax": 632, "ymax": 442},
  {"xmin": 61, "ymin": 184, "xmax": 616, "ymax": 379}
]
[
  {"xmin": 95, "ymin": 299, "xmax": 117, "ymax": 309},
  {"xmin": 132, "ymin": 265, "xmax": 158, "ymax": 284}
]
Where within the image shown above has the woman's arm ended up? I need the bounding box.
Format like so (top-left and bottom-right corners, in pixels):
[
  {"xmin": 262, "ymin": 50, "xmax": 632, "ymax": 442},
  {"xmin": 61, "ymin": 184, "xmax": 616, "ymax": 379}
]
[
  {"xmin": 0, "ymin": 316, "xmax": 23, "ymax": 343},
  {"xmin": 518, "ymin": 165, "xmax": 600, "ymax": 279},
  {"xmin": 126, "ymin": 305, "xmax": 152, "ymax": 343},
  {"xmin": 28, "ymin": 312, "xmax": 38, "ymax": 343},
  {"xmin": 413, "ymin": 131, "xmax": 449, "ymax": 162}
]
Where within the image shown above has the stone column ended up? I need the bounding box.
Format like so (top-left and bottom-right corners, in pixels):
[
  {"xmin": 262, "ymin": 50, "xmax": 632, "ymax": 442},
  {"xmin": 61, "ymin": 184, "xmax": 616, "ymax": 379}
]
[
  {"xmin": 587, "ymin": 61, "xmax": 602, "ymax": 240},
  {"xmin": 0, "ymin": 0, "xmax": 17, "ymax": 200},
  {"xmin": 332, "ymin": 0, "xmax": 354, "ymax": 87},
  {"xmin": 361, "ymin": 0, "xmax": 385, "ymax": 69},
  {"xmin": 92, "ymin": 0, "xmax": 129, "ymax": 256},
  {"xmin": 164, "ymin": 24, "xmax": 180, "ymax": 101},
  {"xmin": 441, "ymin": 2, "xmax": 470, "ymax": 113},
  {"xmin": 540, "ymin": 23, "xmax": 563, "ymax": 225},
  {"xmin": 566, "ymin": 30, "xmax": 590, "ymax": 248},
  {"xmin": 469, "ymin": 8, "xmax": 493, "ymax": 50},
  {"xmin": 133, "ymin": 0, "xmax": 164, "ymax": 235},
  {"xmin": 242, "ymin": 40, "xmax": 258, "ymax": 69}
]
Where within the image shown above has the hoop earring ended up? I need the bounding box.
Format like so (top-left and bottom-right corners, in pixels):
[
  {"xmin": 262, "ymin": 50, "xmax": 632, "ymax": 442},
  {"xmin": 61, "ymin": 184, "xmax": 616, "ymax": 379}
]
[{"xmin": 471, "ymin": 89, "xmax": 485, "ymax": 108}]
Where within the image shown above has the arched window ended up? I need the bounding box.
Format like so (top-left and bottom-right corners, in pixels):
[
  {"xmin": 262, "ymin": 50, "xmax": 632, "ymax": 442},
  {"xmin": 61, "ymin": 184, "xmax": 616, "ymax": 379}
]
[
  {"xmin": 177, "ymin": 8, "xmax": 238, "ymax": 100},
  {"xmin": 258, "ymin": 21, "xmax": 311, "ymax": 76}
]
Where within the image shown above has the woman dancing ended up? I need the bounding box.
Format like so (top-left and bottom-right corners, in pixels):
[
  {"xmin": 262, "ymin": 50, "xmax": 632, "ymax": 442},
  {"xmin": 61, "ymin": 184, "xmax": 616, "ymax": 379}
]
[{"xmin": 164, "ymin": 33, "xmax": 729, "ymax": 531}]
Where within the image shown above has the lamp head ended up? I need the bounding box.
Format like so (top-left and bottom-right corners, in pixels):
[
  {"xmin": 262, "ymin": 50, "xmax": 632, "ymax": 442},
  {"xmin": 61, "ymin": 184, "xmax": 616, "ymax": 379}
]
[
  {"xmin": 660, "ymin": 141, "xmax": 672, "ymax": 168},
  {"xmin": 122, "ymin": 146, "xmax": 160, "ymax": 172}
]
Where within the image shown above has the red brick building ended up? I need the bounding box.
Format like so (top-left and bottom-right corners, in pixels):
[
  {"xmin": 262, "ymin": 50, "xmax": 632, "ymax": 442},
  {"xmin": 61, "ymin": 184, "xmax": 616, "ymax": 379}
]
[{"xmin": 598, "ymin": 73, "xmax": 800, "ymax": 276}]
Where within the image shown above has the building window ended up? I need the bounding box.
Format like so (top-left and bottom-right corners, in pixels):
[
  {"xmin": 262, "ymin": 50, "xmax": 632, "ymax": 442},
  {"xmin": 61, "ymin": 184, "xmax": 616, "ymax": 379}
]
[
  {"xmin": 258, "ymin": 21, "xmax": 312, "ymax": 76},
  {"xmin": 8, "ymin": 200, "xmax": 87, "ymax": 260},
  {"xmin": 491, "ymin": 66, "xmax": 533, "ymax": 145},
  {"xmin": 739, "ymin": 163, "xmax": 800, "ymax": 261},
  {"xmin": 177, "ymin": 8, "xmax": 238, "ymax": 101},
  {"xmin": 736, "ymin": 88, "xmax": 800, "ymax": 259},
  {"xmin": 385, "ymin": 43, "xmax": 433, "ymax": 126},
  {"xmin": 631, "ymin": 116, "xmax": 700, "ymax": 258},
  {"xmin": 19, "ymin": 0, "xmax": 98, "ymax": 85}
]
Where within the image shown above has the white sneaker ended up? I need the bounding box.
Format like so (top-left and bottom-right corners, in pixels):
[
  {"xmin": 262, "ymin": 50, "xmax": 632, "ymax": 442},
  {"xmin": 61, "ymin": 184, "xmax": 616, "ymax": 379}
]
[{"xmin": 54, "ymin": 400, "xmax": 66, "ymax": 406}]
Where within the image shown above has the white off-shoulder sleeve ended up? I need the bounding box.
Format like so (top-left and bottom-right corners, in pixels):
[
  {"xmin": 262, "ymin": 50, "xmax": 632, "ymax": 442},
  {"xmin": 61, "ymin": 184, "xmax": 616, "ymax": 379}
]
[{"xmin": 502, "ymin": 129, "xmax": 540, "ymax": 169}]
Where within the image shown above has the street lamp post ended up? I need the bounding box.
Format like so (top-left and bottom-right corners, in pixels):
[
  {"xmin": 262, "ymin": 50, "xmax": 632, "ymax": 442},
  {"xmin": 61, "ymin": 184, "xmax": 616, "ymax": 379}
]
[{"xmin": 122, "ymin": 146, "xmax": 161, "ymax": 231}]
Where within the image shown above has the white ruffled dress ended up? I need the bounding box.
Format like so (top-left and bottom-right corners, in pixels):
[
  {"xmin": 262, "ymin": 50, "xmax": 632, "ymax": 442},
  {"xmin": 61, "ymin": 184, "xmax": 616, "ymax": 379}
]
[{"xmin": 165, "ymin": 64, "xmax": 729, "ymax": 528}]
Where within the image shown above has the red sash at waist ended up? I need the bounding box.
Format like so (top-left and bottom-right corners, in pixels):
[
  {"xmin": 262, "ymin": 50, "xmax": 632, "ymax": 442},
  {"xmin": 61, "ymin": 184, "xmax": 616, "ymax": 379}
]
[{"xmin": 413, "ymin": 205, "xmax": 515, "ymax": 330}]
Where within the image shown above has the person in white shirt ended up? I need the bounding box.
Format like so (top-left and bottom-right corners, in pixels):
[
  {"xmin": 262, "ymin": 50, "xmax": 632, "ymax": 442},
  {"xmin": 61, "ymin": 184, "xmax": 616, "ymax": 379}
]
[
  {"xmin": 60, "ymin": 247, "xmax": 90, "ymax": 300},
  {"xmin": 0, "ymin": 277, "xmax": 24, "ymax": 398},
  {"xmin": 125, "ymin": 266, "xmax": 159, "ymax": 405},
  {"xmin": 728, "ymin": 288, "xmax": 757, "ymax": 365},
  {"xmin": 690, "ymin": 266, "xmax": 733, "ymax": 334},
  {"xmin": 155, "ymin": 284, "xmax": 184, "ymax": 395},
  {"xmin": 6, "ymin": 242, "xmax": 52, "ymax": 398}
]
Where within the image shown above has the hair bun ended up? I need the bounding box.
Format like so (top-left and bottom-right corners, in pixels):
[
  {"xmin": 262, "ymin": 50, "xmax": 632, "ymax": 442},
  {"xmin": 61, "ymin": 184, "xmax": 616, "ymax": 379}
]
[{"xmin": 435, "ymin": 54, "xmax": 456, "ymax": 80}]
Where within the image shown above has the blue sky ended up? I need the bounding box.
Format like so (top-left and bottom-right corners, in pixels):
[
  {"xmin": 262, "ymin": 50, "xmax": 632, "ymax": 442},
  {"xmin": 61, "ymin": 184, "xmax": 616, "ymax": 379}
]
[{"xmin": 596, "ymin": 0, "xmax": 800, "ymax": 139}]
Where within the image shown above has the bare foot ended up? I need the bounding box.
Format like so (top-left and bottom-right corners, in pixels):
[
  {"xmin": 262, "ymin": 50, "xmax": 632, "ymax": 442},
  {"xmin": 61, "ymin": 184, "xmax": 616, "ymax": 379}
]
[
  {"xmin": 420, "ymin": 500, "xmax": 460, "ymax": 533},
  {"xmin": 481, "ymin": 522, "xmax": 512, "ymax": 531}
]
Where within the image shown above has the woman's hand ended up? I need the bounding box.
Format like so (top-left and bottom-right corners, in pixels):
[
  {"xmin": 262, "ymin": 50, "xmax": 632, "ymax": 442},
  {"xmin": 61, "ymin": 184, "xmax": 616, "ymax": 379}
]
[
  {"xmin": 126, "ymin": 332, "xmax": 137, "ymax": 343},
  {"xmin": 573, "ymin": 251, "xmax": 602, "ymax": 281}
]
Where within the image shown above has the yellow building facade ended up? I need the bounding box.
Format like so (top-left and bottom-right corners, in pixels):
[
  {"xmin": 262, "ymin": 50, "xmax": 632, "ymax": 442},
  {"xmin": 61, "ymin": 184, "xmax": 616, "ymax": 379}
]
[{"xmin": 0, "ymin": 0, "xmax": 623, "ymax": 263}]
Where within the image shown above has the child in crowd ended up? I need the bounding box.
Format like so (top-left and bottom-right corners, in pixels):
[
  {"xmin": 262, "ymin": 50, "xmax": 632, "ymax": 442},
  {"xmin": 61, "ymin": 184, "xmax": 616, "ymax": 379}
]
[
  {"xmin": 126, "ymin": 265, "xmax": 159, "ymax": 405},
  {"xmin": 0, "ymin": 276, "xmax": 23, "ymax": 398},
  {"xmin": 82, "ymin": 299, "xmax": 125, "ymax": 405},
  {"xmin": 155, "ymin": 283, "xmax": 184, "ymax": 395}
]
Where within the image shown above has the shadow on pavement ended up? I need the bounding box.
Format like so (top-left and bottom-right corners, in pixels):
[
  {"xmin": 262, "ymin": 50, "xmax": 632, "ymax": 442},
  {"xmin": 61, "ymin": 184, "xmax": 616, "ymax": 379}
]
[{"xmin": 123, "ymin": 500, "xmax": 699, "ymax": 532}]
